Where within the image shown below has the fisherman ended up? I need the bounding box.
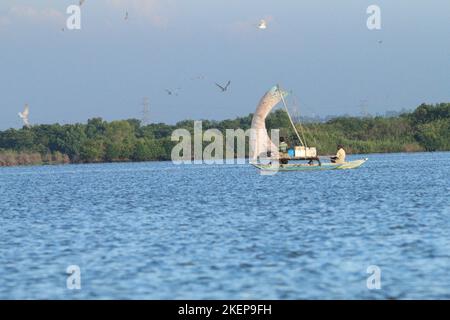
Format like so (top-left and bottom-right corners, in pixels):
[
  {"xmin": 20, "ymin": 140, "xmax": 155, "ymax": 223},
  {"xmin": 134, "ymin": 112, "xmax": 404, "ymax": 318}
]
[
  {"xmin": 279, "ymin": 137, "xmax": 289, "ymax": 164},
  {"xmin": 330, "ymin": 144, "xmax": 346, "ymax": 164},
  {"xmin": 279, "ymin": 137, "xmax": 288, "ymax": 153}
]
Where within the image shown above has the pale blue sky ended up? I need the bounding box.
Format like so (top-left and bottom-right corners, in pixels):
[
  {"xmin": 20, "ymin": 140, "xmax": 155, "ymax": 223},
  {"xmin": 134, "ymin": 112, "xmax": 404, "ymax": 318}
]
[{"xmin": 0, "ymin": 0, "xmax": 449, "ymax": 129}]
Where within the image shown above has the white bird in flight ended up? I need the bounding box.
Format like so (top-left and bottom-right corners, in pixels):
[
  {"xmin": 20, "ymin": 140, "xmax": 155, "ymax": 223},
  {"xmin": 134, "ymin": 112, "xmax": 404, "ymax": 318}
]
[
  {"xmin": 18, "ymin": 104, "xmax": 30, "ymax": 128},
  {"xmin": 258, "ymin": 19, "xmax": 267, "ymax": 29}
]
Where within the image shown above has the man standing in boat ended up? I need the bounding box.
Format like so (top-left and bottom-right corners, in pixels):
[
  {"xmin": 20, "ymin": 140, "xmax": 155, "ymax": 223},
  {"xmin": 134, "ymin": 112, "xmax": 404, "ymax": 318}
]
[
  {"xmin": 279, "ymin": 137, "xmax": 288, "ymax": 153},
  {"xmin": 331, "ymin": 144, "xmax": 346, "ymax": 163},
  {"xmin": 279, "ymin": 137, "xmax": 289, "ymax": 164}
]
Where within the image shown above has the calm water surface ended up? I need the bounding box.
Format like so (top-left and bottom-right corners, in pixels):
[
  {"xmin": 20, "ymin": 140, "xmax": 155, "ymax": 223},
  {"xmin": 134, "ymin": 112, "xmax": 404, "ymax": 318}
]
[{"xmin": 0, "ymin": 152, "xmax": 449, "ymax": 299}]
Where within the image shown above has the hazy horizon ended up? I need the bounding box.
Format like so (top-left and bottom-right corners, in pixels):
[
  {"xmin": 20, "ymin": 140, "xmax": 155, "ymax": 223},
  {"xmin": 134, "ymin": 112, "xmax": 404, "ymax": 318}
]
[{"xmin": 1, "ymin": 0, "xmax": 449, "ymax": 130}]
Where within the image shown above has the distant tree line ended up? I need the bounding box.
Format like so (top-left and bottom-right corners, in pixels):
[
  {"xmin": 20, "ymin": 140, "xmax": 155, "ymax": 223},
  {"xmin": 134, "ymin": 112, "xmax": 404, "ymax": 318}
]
[{"xmin": 0, "ymin": 103, "xmax": 449, "ymax": 166}]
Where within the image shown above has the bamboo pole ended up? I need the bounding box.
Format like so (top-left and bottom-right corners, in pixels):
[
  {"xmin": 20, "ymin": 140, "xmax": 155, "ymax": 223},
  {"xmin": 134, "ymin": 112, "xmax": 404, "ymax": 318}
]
[{"xmin": 278, "ymin": 85, "xmax": 305, "ymax": 147}]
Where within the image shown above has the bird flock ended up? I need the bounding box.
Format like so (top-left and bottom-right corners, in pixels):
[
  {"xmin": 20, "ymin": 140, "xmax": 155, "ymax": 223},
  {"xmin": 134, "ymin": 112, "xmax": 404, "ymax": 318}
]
[
  {"xmin": 22, "ymin": 1, "xmax": 246, "ymax": 127},
  {"xmin": 20, "ymin": 2, "xmax": 385, "ymax": 127},
  {"xmin": 165, "ymin": 78, "xmax": 231, "ymax": 97},
  {"xmin": 56, "ymin": 1, "xmax": 266, "ymax": 104}
]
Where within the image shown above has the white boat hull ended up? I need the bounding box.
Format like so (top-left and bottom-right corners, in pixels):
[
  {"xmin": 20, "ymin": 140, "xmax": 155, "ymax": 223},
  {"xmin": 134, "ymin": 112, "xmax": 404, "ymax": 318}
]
[{"xmin": 252, "ymin": 158, "xmax": 368, "ymax": 172}]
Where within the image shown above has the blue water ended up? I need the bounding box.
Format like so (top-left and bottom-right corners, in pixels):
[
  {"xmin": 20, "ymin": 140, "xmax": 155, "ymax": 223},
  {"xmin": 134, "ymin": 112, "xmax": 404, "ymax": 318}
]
[{"xmin": 0, "ymin": 152, "xmax": 449, "ymax": 299}]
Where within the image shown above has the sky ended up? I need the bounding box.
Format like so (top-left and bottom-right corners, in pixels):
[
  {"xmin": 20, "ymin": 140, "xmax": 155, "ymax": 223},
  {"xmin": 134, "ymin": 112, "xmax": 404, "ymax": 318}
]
[{"xmin": 0, "ymin": 0, "xmax": 449, "ymax": 129}]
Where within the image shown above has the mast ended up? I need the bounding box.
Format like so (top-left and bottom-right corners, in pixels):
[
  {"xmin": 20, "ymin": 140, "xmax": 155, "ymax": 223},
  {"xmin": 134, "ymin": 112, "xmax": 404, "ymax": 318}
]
[{"xmin": 277, "ymin": 85, "xmax": 307, "ymax": 148}]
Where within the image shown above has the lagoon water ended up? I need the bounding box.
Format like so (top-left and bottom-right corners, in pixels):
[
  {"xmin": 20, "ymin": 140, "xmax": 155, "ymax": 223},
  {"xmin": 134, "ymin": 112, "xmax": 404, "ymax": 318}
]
[{"xmin": 0, "ymin": 152, "xmax": 449, "ymax": 299}]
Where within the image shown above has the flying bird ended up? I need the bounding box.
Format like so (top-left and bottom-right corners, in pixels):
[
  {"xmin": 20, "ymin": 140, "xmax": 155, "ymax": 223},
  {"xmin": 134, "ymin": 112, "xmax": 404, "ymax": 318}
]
[
  {"xmin": 215, "ymin": 81, "xmax": 231, "ymax": 92},
  {"xmin": 258, "ymin": 19, "xmax": 267, "ymax": 30},
  {"xmin": 165, "ymin": 88, "xmax": 180, "ymax": 96},
  {"xmin": 18, "ymin": 104, "xmax": 30, "ymax": 128},
  {"xmin": 190, "ymin": 75, "xmax": 206, "ymax": 81},
  {"xmin": 378, "ymin": 40, "xmax": 383, "ymax": 44}
]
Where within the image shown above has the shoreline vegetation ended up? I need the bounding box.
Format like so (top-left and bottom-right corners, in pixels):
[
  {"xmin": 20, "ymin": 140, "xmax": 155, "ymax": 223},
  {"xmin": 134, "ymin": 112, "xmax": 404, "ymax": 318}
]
[{"xmin": 1, "ymin": 103, "xmax": 449, "ymax": 167}]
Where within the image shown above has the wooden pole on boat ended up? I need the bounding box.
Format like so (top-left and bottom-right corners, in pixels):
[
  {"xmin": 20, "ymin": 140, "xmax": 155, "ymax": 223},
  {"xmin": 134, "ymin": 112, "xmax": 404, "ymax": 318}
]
[{"xmin": 278, "ymin": 85, "xmax": 306, "ymax": 147}]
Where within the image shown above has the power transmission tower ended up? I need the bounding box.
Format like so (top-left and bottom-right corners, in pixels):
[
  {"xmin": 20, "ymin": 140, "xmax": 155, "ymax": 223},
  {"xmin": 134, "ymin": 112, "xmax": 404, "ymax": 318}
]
[
  {"xmin": 141, "ymin": 97, "xmax": 150, "ymax": 126},
  {"xmin": 359, "ymin": 99, "xmax": 370, "ymax": 118}
]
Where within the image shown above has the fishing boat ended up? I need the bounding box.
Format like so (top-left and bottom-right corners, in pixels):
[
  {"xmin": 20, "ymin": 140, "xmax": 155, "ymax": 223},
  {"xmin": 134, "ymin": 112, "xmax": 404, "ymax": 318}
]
[
  {"xmin": 252, "ymin": 159, "xmax": 368, "ymax": 172},
  {"xmin": 249, "ymin": 85, "xmax": 368, "ymax": 172}
]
